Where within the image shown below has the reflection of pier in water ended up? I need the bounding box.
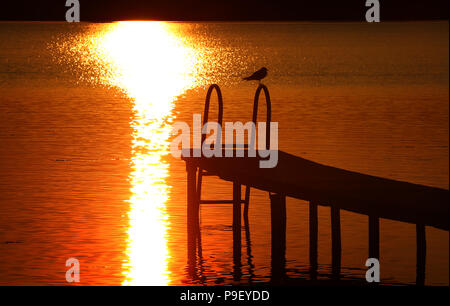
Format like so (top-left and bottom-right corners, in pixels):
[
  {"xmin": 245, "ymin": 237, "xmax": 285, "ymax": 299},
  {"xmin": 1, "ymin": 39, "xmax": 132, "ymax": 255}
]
[{"xmin": 182, "ymin": 84, "xmax": 449, "ymax": 285}]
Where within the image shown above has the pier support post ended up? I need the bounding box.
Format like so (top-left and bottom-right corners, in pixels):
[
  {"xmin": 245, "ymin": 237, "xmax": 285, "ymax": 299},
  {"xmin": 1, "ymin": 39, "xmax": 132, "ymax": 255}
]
[
  {"xmin": 186, "ymin": 163, "xmax": 199, "ymax": 269},
  {"xmin": 244, "ymin": 186, "xmax": 250, "ymax": 220},
  {"xmin": 270, "ymin": 193, "xmax": 286, "ymax": 282},
  {"xmin": 233, "ymin": 180, "xmax": 242, "ymax": 280},
  {"xmin": 369, "ymin": 215, "xmax": 380, "ymax": 260},
  {"xmin": 309, "ymin": 202, "xmax": 318, "ymax": 280},
  {"xmin": 416, "ymin": 224, "xmax": 426, "ymax": 286},
  {"xmin": 331, "ymin": 206, "xmax": 341, "ymax": 279}
]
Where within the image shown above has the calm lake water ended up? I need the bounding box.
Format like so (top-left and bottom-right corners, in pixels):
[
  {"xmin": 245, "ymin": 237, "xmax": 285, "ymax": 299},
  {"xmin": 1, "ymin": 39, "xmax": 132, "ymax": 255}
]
[{"xmin": 0, "ymin": 21, "xmax": 448, "ymax": 285}]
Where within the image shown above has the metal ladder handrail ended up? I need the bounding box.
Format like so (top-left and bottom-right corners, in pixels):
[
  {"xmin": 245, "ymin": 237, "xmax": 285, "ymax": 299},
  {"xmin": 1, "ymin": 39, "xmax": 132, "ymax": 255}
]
[
  {"xmin": 251, "ymin": 84, "xmax": 272, "ymax": 150},
  {"xmin": 197, "ymin": 84, "xmax": 223, "ymax": 205},
  {"xmin": 197, "ymin": 84, "xmax": 274, "ymax": 211},
  {"xmin": 244, "ymin": 84, "xmax": 272, "ymax": 215},
  {"xmin": 201, "ymin": 84, "xmax": 223, "ymax": 145}
]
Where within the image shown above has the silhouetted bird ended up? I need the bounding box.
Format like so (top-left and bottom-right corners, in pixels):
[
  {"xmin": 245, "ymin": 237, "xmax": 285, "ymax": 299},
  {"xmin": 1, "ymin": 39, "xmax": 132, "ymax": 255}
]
[{"xmin": 242, "ymin": 67, "xmax": 268, "ymax": 83}]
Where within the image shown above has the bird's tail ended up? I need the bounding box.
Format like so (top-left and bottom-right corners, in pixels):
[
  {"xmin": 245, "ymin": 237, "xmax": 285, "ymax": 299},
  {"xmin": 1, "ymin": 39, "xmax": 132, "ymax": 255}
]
[{"xmin": 242, "ymin": 77, "xmax": 250, "ymax": 81}]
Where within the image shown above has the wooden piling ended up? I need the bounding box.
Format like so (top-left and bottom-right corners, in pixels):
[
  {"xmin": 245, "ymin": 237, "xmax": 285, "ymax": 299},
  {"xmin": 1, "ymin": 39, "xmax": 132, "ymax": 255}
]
[
  {"xmin": 416, "ymin": 224, "xmax": 426, "ymax": 286},
  {"xmin": 369, "ymin": 215, "xmax": 380, "ymax": 259},
  {"xmin": 244, "ymin": 185, "xmax": 250, "ymax": 220},
  {"xmin": 309, "ymin": 202, "xmax": 318, "ymax": 280},
  {"xmin": 233, "ymin": 180, "xmax": 242, "ymax": 280},
  {"xmin": 270, "ymin": 193, "xmax": 287, "ymax": 281},
  {"xmin": 186, "ymin": 163, "xmax": 198, "ymax": 268},
  {"xmin": 331, "ymin": 206, "xmax": 341, "ymax": 279}
]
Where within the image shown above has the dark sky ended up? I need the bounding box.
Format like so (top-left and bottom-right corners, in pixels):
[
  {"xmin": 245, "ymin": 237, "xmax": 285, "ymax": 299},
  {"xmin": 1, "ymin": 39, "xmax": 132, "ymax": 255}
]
[{"xmin": 1, "ymin": 0, "xmax": 449, "ymax": 21}]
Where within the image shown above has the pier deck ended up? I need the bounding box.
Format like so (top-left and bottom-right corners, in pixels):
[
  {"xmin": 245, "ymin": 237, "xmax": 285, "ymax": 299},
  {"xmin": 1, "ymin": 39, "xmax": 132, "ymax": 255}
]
[{"xmin": 182, "ymin": 149, "xmax": 449, "ymax": 230}]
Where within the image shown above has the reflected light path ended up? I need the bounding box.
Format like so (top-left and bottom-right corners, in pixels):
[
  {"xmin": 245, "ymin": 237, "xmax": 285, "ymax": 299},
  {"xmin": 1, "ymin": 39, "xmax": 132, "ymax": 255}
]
[{"xmin": 95, "ymin": 21, "xmax": 201, "ymax": 285}]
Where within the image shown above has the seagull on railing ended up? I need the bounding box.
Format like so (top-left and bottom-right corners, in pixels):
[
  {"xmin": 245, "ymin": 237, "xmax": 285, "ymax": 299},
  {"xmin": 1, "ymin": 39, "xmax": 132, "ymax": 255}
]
[{"xmin": 242, "ymin": 67, "xmax": 268, "ymax": 84}]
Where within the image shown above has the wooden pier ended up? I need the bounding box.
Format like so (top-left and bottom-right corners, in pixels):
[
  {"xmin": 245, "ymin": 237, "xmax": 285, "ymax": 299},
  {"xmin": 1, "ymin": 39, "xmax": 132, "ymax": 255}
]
[{"xmin": 182, "ymin": 84, "xmax": 449, "ymax": 285}]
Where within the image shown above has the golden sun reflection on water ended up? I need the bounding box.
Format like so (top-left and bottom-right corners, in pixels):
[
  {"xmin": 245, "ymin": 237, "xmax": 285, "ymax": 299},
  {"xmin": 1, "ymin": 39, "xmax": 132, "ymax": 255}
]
[{"xmin": 94, "ymin": 21, "xmax": 202, "ymax": 285}]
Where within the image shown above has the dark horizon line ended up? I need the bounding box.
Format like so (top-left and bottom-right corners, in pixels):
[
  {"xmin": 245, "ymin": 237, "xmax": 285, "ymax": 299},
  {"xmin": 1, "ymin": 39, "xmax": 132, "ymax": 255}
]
[
  {"xmin": 1, "ymin": 17, "xmax": 449, "ymax": 22},
  {"xmin": 1, "ymin": 0, "xmax": 448, "ymax": 22}
]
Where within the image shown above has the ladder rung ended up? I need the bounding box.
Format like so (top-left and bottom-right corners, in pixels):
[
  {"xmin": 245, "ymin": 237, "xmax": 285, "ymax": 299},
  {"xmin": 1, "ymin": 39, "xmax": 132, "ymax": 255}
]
[{"xmin": 200, "ymin": 200, "xmax": 247, "ymax": 204}]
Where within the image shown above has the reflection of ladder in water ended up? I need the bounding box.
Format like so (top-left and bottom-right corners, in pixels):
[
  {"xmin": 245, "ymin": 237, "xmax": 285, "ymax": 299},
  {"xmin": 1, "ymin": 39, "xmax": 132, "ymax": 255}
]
[{"xmin": 195, "ymin": 84, "xmax": 272, "ymax": 221}]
